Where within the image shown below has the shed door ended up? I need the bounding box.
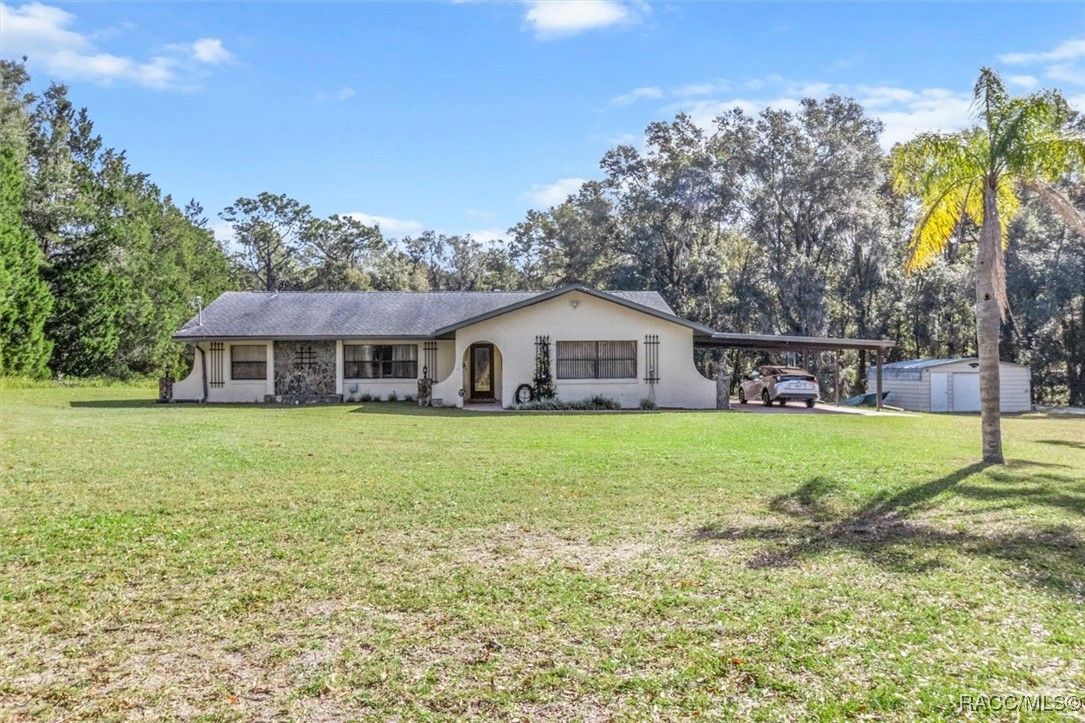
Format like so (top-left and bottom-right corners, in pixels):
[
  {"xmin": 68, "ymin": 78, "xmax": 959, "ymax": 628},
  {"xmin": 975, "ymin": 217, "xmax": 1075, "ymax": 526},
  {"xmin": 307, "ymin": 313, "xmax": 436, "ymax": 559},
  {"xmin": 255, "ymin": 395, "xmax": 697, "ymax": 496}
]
[
  {"xmin": 930, "ymin": 372, "xmax": 948, "ymax": 412},
  {"xmin": 951, "ymin": 373, "xmax": 980, "ymax": 412}
]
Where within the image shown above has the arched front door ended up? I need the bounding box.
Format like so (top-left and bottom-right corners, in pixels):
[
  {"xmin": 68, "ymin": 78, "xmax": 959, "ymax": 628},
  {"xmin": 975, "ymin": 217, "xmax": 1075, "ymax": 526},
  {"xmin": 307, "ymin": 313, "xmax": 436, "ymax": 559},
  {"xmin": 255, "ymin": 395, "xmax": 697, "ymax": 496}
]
[{"xmin": 468, "ymin": 343, "xmax": 496, "ymax": 402}]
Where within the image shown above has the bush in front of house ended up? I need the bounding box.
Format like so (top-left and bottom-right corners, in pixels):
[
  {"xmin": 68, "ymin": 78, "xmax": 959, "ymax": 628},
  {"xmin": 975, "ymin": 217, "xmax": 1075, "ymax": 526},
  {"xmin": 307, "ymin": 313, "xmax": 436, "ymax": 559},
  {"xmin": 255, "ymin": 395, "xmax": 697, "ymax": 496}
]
[
  {"xmin": 516, "ymin": 395, "xmax": 621, "ymax": 411},
  {"xmin": 639, "ymin": 397, "xmax": 657, "ymax": 410},
  {"xmin": 352, "ymin": 391, "xmax": 418, "ymax": 403}
]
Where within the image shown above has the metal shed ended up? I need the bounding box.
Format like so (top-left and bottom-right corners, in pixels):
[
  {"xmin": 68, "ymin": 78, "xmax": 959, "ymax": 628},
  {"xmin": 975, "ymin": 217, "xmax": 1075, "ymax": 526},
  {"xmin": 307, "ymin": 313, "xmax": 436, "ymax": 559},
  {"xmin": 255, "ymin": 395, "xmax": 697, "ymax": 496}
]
[{"xmin": 867, "ymin": 358, "xmax": 1032, "ymax": 413}]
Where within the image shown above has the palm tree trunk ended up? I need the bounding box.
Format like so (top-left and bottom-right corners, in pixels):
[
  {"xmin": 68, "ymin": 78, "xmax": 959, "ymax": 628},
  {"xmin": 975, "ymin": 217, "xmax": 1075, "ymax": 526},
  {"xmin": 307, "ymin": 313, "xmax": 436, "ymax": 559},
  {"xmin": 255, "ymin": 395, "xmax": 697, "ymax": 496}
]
[{"xmin": 976, "ymin": 186, "xmax": 1004, "ymax": 464}]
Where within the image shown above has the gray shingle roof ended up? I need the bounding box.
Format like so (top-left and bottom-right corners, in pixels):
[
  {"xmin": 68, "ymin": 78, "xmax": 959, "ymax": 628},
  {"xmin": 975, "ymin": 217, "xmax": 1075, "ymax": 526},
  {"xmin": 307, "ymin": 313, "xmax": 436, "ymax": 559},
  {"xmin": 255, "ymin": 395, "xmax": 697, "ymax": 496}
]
[{"xmin": 172, "ymin": 286, "xmax": 686, "ymax": 341}]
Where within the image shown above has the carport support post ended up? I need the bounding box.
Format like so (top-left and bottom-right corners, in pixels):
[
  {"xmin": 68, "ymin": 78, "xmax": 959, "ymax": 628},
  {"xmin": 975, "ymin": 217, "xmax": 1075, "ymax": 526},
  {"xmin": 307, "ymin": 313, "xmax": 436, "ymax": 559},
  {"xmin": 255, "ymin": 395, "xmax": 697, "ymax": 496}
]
[
  {"xmin": 834, "ymin": 350, "xmax": 840, "ymax": 405},
  {"xmin": 875, "ymin": 348, "xmax": 883, "ymax": 411}
]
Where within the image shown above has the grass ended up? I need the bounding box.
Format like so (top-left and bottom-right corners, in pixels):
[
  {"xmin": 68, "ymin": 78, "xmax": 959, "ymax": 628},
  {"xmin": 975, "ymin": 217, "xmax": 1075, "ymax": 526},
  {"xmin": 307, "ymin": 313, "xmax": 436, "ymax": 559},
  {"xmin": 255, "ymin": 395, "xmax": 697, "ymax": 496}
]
[{"xmin": 1, "ymin": 385, "xmax": 1083, "ymax": 721}]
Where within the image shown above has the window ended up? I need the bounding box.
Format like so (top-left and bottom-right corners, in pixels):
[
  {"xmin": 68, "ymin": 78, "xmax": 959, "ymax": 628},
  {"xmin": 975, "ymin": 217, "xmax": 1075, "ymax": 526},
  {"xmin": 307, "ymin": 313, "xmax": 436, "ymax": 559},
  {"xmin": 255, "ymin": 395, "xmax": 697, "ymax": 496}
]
[
  {"xmin": 231, "ymin": 344, "xmax": 267, "ymax": 380},
  {"xmin": 556, "ymin": 341, "xmax": 636, "ymax": 379},
  {"xmin": 344, "ymin": 344, "xmax": 418, "ymax": 379}
]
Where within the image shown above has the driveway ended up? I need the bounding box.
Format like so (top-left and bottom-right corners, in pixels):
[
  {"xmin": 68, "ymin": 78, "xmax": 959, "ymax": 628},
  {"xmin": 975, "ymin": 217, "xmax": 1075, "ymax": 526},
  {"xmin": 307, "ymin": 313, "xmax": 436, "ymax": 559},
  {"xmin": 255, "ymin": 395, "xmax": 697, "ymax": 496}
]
[{"xmin": 730, "ymin": 399, "xmax": 912, "ymax": 416}]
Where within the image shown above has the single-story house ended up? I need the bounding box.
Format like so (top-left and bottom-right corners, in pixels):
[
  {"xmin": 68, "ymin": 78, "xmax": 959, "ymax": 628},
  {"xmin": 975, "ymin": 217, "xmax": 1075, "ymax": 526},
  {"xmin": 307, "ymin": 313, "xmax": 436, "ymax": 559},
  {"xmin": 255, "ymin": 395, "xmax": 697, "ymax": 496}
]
[
  {"xmin": 171, "ymin": 284, "xmax": 719, "ymax": 409},
  {"xmin": 867, "ymin": 358, "xmax": 1032, "ymax": 413}
]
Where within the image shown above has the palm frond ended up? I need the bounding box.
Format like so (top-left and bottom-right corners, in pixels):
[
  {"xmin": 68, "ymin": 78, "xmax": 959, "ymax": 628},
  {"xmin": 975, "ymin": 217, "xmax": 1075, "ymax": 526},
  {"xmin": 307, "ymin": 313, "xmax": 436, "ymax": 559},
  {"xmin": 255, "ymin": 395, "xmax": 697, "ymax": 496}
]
[
  {"xmin": 891, "ymin": 131, "xmax": 985, "ymax": 272},
  {"xmin": 905, "ymin": 179, "xmax": 977, "ymax": 272},
  {"xmin": 995, "ymin": 91, "xmax": 1072, "ymax": 172},
  {"xmin": 973, "ymin": 67, "xmax": 1009, "ymax": 153},
  {"xmin": 1024, "ymin": 179, "xmax": 1085, "ymax": 239},
  {"xmin": 1014, "ymin": 134, "xmax": 1085, "ymax": 183}
]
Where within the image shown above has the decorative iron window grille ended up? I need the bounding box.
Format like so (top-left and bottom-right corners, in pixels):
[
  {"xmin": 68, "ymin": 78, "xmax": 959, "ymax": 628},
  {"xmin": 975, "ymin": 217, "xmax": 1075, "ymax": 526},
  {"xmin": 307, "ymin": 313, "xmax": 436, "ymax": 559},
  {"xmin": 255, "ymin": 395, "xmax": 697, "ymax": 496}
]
[
  {"xmin": 644, "ymin": 334, "xmax": 660, "ymax": 384},
  {"xmin": 556, "ymin": 340, "xmax": 636, "ymax": 379},
  {"xmin": 208, "ymin": 342, "xmax": 225, "ymax": 387},
  {"xmin": 231, "ymin": 344, "xmax": 267, "ymax": 380},
  {"xmin": 295, "ymin": 345, "xmax": 317, "ymax": 369},
  {"xmin": 534, "ymin": 335, "xmax": 555, "ymax": 399},
  {"xmin": 343, "ymin": 344, "xmax": 418, "ymax": 379},
  {"xmin": 423, "ymin": 341, "xmax": 438, "ymax": 381}
]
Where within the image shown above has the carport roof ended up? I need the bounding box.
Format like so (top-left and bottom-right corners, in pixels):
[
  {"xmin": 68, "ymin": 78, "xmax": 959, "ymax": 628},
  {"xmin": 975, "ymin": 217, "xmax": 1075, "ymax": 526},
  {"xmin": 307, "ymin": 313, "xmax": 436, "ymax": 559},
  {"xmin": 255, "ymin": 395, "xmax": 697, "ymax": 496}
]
[{"xmin": 700, "ymin": 332, "xmax": 895, "ymax": 352}]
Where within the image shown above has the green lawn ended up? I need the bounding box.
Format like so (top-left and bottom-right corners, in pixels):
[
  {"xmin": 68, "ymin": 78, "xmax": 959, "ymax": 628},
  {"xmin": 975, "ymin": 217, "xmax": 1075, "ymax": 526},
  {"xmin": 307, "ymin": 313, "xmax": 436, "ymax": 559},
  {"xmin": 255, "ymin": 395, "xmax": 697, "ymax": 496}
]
[{"xmin": 1, "ymin": 385, "xmax": 1083, "ymax": 721}]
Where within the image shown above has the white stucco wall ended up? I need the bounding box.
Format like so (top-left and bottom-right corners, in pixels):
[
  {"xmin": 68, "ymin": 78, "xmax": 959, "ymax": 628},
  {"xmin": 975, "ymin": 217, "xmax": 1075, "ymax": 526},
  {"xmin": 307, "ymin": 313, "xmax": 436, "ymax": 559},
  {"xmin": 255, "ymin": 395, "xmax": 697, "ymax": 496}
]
[
  {"xmin": 172, "ymin": 341, "xmax": 274, "ymax": 403},
  {"xmin": 338, "ymin": 339, "xmax": 455, "ymax": 402},
  {"xmin": 431, "ymin": 290, "xmax": 716, "ymax": 408}
]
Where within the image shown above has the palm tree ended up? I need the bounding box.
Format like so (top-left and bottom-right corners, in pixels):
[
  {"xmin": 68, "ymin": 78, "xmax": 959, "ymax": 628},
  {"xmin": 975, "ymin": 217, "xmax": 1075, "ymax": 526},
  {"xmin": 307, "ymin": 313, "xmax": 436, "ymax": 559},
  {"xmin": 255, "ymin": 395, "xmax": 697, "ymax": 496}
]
[{"xmin": 890, "ymin": 68, "xmax": 1085, "ymax": 464}]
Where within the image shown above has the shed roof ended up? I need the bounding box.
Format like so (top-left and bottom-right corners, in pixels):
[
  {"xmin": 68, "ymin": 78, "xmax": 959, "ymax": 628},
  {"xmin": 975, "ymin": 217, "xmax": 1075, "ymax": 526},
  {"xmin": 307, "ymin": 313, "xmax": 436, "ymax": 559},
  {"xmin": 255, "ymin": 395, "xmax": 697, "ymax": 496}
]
[
  {"xmin": 171, "ymin": 285, "xmax": 691, "ymax": 341},
  {"xmin": 870, "ymin": 357, "xmax": 1028, "ymax": 374}
]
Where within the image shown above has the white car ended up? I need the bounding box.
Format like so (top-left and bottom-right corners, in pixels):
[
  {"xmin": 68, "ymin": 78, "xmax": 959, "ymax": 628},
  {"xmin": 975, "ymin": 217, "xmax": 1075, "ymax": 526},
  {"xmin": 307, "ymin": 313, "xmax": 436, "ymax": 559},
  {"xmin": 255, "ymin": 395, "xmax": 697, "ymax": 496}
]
[{"xmin": 738, "ymin": 365, "xmax": 820, "ymax": 408}]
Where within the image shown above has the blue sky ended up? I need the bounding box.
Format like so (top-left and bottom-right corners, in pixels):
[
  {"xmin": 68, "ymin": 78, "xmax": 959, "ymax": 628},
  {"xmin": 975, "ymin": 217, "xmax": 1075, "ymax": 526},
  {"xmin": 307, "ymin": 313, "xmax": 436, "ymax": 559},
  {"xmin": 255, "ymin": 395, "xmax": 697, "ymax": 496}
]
[{"xmin": 2, "ymin": 2, "xmax": 1084, "ymax": 245}]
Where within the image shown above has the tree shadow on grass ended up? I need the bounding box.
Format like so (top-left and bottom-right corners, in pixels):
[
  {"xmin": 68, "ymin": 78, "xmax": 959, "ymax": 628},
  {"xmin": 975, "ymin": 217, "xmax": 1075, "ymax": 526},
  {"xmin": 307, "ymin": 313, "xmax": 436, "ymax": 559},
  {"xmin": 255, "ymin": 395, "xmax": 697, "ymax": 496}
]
[
  {"xmin": 68, "ymin": 399, "xmax": 156, "ymax": 408},
  {"xmin": 1037, "ymin": 439, "xmax": 1085, "ymax": 450},
  {"xmin": 694, "ymin": 463, "xmax": 1085, "ymax": 597}
]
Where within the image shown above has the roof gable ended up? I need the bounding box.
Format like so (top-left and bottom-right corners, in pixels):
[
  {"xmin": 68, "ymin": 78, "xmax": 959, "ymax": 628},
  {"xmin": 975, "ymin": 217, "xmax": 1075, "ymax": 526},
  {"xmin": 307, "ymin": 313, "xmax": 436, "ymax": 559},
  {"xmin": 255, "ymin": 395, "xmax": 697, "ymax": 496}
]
[{"xmin": 431, "ymin": 285, "xmax": 715, "ymax": 336}]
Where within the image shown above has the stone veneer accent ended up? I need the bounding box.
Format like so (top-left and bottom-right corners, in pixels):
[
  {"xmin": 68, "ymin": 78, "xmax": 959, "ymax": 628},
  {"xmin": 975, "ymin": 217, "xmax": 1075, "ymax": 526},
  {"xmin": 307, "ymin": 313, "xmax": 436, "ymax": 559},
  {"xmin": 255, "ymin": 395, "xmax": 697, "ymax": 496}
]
[{"xmin": 274, "ymin": 340, "xmax": 337, "ymax": 397}]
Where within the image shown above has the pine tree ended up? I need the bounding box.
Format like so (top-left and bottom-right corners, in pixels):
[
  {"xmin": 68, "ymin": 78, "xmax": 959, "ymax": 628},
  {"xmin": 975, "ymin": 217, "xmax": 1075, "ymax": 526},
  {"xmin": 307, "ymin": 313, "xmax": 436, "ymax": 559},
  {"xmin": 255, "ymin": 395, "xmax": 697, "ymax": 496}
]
[{"xmin": 0, "ymin": 146, "xmax": 53, "ymax": 377}]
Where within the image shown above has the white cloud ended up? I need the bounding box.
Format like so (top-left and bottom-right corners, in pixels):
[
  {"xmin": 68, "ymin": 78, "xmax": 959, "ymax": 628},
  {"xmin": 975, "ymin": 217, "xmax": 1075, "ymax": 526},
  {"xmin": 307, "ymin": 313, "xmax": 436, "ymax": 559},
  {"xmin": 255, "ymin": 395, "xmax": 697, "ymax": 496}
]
[
  {"xmin": 1006, "ymin": 74, "xmax": 1039, "ymax": 89},
  {"xmin": 997, "ymin": 36, "xmax": 1085, "ymax": 93},
  {"xmin": 524, "ymin": 0, "xmax": 643, "ymax": 39},
  {"xmin": 647, "ymin": 75, "xmax": 972, "ymax": 149},
  {"xmin": 998, "ymin": 38, "xmax": 1085, "ymax": 65},
  {"xmin": 525, "ymin": 177, "xmax": 587, "ymax": 207},
  {"xmin": 315, "ymin": 86, "xmax": 357, "ymax": 103},
  {"xmin": 611, "ymin": 86, "xmax": 663, "ymax": 106},
  {"xmin": 1045, "ymin": 63, "xmax": 1085, "ymax": 87},
  {"xmin": 0, "ymin": 2, "xmax": 88, "ymax": 54},
  {"xmin": 345, "ymin": 212, "xmax": 425, "ymax": 237},
  {"xmin": 607, "ymin": 131, "xmax": 640, "ymax": 145},
  {"xmin": 191, "ymin": 37, "xmax": 232, "ymax": 64},
  {"xmin": 45, "ymin": 50, "xmax": 179, "ymax": 90},
  {"xmin": 665, "ymin": 96, "xmax": 804, "ymax": 130},
  {"xmin": 0, "ymin": 2, "xmax": 231, "ymax": 91},
  {"xmin": 210, "ymin": 220, "xmax": 238, "ymax": 251},
  {"xmin": 672, "ymin": 80, "xmax": 731, "ymax": 97},
  {"xmin": 853, "ymin": 85, "xmax": 920, "ymax": 106},
  {"xmin": 465, "ymin": 228, "xmax": 507, "ymax": 245},
  {"xmin": 872, "ymin": 94, "xmax": 972, "ymax": 148},
  {"xmin": 824, "ymin": 58, "xmax": 855, "ymax": 73}
]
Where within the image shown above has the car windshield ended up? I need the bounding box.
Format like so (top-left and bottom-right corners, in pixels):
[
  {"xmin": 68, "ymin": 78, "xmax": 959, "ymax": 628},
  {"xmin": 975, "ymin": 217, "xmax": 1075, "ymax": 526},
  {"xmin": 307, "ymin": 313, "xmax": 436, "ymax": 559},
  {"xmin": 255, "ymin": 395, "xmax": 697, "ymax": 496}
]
[{"xmin": 777, "ymin": 374, "xmax": 814, "ymax": 382}]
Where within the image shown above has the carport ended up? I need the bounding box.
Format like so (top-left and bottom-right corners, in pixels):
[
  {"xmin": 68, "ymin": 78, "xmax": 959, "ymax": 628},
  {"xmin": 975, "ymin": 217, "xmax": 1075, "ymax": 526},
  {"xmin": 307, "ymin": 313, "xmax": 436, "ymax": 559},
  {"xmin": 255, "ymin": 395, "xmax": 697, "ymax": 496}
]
[{"xmin": 696, "ymin": 332, "xmax": 897, "ymax": 410}]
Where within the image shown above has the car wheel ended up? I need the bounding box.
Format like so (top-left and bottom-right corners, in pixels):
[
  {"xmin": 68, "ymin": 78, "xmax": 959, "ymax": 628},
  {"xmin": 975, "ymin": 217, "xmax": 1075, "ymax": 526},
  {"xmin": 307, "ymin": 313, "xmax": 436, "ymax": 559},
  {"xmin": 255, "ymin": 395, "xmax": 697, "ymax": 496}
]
[
  {"xmin": 761, "ymin": 390, "xmax": 771, "ymax": 406},
  {"xmin": 738, "ymin": 389, "xmax": 747, "ymax": 404},
  {"xmin": 805, "ymin": 399, "xmax": 815, "ymax": 409},
  {"xmin": 778, "ymin": 398, "xmax": 787, "ymax": 406}
]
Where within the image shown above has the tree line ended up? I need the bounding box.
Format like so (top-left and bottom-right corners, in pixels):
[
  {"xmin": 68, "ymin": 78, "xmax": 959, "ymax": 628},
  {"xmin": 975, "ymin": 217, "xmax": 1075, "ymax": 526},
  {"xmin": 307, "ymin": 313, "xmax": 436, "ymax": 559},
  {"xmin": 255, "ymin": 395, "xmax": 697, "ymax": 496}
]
[
  {"xmin": 2, "ymin": 61, "xmax": 1082, "ymax": 404},
  {"xmin": 1, "ymin": 61, "xmax": 229, "ymax": 377}
]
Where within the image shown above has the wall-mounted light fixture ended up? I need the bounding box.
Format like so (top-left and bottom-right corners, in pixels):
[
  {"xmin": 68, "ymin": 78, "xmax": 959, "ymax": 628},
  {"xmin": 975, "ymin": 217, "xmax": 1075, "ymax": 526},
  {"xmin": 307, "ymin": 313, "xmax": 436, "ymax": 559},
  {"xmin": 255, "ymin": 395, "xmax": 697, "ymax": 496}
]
[{"xmin": 570, "ymin": 299, "xmax": 580, "ymax": 309}]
